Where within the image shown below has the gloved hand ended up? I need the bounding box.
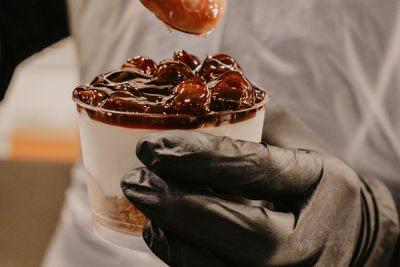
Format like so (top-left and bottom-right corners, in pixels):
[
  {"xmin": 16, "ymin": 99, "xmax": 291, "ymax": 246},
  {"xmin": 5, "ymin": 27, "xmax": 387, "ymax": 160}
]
[{"xmin": 121, "ymin": 106, "xmax": 399, "ymax": 266}]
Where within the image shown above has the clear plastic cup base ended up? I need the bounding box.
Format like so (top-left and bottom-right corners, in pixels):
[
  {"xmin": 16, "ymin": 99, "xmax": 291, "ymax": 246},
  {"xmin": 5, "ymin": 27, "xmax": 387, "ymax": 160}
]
[
  {"xmin": 92, "ymin": 220, "xmax": 149, "ymax": 252},
  {"xmin": 92, "ymin": 220, "xmax": 167, "ymax": 266}
]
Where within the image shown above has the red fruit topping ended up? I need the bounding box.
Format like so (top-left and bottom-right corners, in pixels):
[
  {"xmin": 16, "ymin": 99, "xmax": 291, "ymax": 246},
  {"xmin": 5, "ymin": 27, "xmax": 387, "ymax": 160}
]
[
  {"xmin": 73, "ymin": 51, "xmax": 267, "ymax": 117},
  {"xmin": 152, "ymin": 60, "xmax": 194, "ymax": 85},
  {"xmin": 111, "ymin": 83, "xmax": 143, "ymax": 96},
  {"xmin": 210, "ymin": 71, "xmax": 255, "ymax": 111},
  {"xmin": 122, "ymin": 56, "xmax": 157, "ymax": 75},
  {"xmin": 212, "ymin": 54, "xmax": 242, "ymax": 72},
  {"xmin": 198, "ymin": 56, "xmax": 238, "ymax": 82},
  {"xmin": 73, "ymin": 87, "xmax": 108, "ymax": 106},
  {"xmin": 166, "ymin": 77, "xmax": 210, "ymax": 115},
  {"xmin": 91, "ymin": 70, "xmax": 147, "ymax": 85},
  {"xmin": 173, "ymin": 50, "xmax": 201, "ymax": 70},
  {"xmin": 100, "ymin": 91, "xmax": 148, "ymax": 112},
  {"xmin": 90, "ymin": 75, "xmax": 107, "ymax": 85},
  {"xmin": 253, "ymin": 83, "xmax": 267, "ymax": 103}
]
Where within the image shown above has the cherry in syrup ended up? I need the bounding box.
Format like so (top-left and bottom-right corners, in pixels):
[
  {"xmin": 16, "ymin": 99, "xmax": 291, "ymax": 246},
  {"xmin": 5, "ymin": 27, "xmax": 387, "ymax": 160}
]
[
  {"xmin": 210, "ymin": 71, "xmax": 255, "ymax": 111},
  {"xmin": 166, "ymin": 77, "xmax": 210, "ymax": 115}
]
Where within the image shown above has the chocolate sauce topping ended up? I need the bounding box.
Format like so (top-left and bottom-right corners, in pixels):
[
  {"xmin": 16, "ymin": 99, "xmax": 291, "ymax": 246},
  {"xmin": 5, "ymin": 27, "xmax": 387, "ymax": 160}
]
[{"xmin": 73, "ymin": 50, "xmax": 267, "ymax": 129}]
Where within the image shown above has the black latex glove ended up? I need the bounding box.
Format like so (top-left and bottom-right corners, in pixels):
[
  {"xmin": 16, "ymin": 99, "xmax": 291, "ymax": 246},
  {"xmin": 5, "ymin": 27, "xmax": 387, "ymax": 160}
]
[{"xmin": 121, "ymin": 106, "xmax": 399, "ymax": 266}]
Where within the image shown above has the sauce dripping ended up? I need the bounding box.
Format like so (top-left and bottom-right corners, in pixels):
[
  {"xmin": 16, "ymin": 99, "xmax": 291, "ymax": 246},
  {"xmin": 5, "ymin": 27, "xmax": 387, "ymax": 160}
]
[{"xmin": 139, "ymin": 0, "xmax": 226, "ymax": 36}]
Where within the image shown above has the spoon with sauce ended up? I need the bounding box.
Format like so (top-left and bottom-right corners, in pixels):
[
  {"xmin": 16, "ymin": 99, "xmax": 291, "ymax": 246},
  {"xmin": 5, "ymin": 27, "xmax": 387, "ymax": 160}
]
[{"xmin": 139, "ymin": 0, "xmax": 226, "ymax": 36}]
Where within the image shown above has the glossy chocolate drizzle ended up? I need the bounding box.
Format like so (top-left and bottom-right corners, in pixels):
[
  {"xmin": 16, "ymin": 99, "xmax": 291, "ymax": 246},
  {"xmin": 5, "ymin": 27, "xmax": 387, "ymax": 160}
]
[{"xmin": 73, "ymin": 50, "xmax": 267, "ymax": 129}]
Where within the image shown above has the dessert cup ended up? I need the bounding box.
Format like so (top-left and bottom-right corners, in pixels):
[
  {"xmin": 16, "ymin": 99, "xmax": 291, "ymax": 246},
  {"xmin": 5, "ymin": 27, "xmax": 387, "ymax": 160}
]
[{"xmin": 73, "ymin": 94, "xmax": 267, "ymax": 254}]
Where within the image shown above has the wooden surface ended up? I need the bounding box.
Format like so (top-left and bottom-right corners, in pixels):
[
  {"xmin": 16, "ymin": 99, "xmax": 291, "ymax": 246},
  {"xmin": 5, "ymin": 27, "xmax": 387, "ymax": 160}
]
[
  {"xmin": 11, "ymin": 128, "xmax": 80, "ymax": 163},
  {"xmin": 0, "ymin": 160, "xmax": 72, "ymax": 267}
]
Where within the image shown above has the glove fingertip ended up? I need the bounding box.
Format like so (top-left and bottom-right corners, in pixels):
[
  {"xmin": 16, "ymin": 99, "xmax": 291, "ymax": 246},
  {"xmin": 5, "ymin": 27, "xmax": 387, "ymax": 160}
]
[
  {"xmin": 143, "ymin": 221, "xmax": 226, "ymax": 267},
  {"xmin": 121, "ymin": 168, "xmax": 145, "ymax": 187},
  {"xmin": 136, "ymin": 136, "xmax": 159, "ymax": 167},
  {"xmin": 136, "ymin": 130, "xmax": 202, "ymax": 168},
  {"xmin": 120, "ymin": 168, "xmax": 154, "ymax": 204},
  {"xmin": 143, "ymin": 221, "xmax": 172, "ymax": 265}
]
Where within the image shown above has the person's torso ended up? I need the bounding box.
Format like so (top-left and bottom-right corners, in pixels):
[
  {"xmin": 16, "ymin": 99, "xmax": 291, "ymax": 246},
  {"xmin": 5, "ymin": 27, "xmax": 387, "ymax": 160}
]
[{"xmin": 68, "ymin": 0, "xmax": 400, "ymax": 188}]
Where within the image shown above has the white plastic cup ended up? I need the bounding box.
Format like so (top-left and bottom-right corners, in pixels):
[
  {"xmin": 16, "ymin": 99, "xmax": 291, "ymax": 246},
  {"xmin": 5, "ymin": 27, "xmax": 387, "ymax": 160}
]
[{"xmin": 73, "ymin": 94, "xmax": 267, "ymax": 258}]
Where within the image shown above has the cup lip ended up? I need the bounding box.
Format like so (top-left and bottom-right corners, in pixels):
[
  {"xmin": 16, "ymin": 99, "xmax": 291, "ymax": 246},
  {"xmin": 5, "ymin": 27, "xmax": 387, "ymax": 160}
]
[{"xmin": 72, "ymin": 89, "xmax": 269, "ymax": 118}]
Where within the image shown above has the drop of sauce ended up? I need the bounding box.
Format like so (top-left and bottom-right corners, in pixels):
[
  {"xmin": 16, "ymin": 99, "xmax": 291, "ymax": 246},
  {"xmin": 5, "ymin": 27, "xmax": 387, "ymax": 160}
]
[{"xmin": 139, "ymin": 0, "xmax": 226, "ymax": 36}]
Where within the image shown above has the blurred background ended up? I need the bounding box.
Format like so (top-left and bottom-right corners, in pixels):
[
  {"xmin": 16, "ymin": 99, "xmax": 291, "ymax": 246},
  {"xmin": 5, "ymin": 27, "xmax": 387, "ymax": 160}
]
[{"xmin": 0, "ymin": 37, "xmax": 78, "ymax": 267}]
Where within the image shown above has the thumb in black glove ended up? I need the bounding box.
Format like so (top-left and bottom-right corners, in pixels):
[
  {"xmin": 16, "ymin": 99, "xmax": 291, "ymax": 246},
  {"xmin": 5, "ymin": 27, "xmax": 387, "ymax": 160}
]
[{"xmin": 121, "ymin": 106, "xmax": 399, "ymax": 266}]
